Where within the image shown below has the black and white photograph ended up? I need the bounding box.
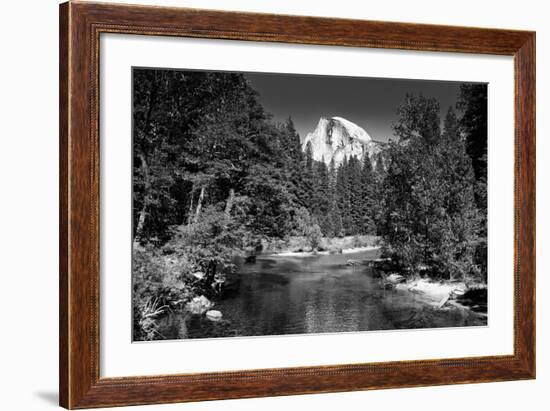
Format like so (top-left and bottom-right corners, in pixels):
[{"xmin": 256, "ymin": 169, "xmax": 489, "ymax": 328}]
[
  {"xmin": 132, "ymin": 68, "xmax": 488, "ymax": 341},
  {"xmin": 1, "ymin": 0, "xmax": 544, "ymax": 409}
]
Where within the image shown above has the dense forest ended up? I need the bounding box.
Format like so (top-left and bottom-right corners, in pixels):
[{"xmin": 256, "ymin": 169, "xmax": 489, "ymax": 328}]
[{"xmin": 132, "ymin": 69, "xmax": 487, "ymax": 340}]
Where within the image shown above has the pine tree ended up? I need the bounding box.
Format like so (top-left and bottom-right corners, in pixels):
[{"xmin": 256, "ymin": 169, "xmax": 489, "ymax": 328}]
[
  {"xmin": 328, "ymin": 158, "xmax": 337, "ymax": 187},
  {"xmin": 303, "ymin": 141, "xmax": 316, "ymax": 212},
  {"xmin": 457, "ymin": 84, "xmax": 488, "ymax": 184},
  {"xmin": 325, "ymin": 158, "xmax": 342, "ymax": 237},
  {"xmin": 442, "ymin": 106, "xmax": 459, "ymax": 140},
  {"xmin": 434, "ymin": 106, "xmax": 481, "ymax": 279},
  {"xmin": 313, "ymin": 158, "xmax": 331, "ymax": 234},
  {"xmin": 280, "ymin": 117, "xmax": 306, "ymax": 208},
  {"xmin": 348, "ymin": 156, "xmax": 363, "ymax": 234},
  {"xmin": 359, "ymin": 154, "xmax": 376, "ymax": 234},
  {"xmin": 336, "ymin": 158, "xmax": 352, "ymax": 234},
  {"xmin": 456, "ymin": 85, "xmax": 487, "ymax": 282}
]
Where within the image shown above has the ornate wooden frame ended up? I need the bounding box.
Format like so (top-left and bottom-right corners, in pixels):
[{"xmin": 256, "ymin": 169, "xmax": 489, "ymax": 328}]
[{"xmin": 59, "ymin": 1, "xmax": 535, "ymax": 408}]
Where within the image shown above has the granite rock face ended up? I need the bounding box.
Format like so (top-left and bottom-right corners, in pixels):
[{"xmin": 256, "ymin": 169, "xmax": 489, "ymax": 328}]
[{"xmin": 302, "ymin": 116, "xmax": 387, "ymax": 170}]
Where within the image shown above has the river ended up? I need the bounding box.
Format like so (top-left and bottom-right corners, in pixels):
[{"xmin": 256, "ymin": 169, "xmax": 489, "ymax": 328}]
[{"xmin": 157, "ymin": 249, "xmax": 486, "ymax": 340}]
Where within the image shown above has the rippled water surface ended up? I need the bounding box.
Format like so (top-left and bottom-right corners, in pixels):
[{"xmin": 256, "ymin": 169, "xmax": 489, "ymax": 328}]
[{"xmin": 158, "ymin": 250, "xmax": 486, "ymax": 340}]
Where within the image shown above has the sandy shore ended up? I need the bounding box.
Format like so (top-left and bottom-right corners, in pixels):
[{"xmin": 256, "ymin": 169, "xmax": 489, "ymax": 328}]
[
  {"xmin": 272, "ymin": 246, "xmax": 381, "ymax": 257},
  {"xmin": 394, "ymin": 278, "xmax": 481, "ymax": 310}
]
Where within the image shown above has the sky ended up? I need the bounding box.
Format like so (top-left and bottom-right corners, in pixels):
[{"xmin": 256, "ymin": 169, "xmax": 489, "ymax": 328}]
[{"xmin": 246, "ymin": 72, "xmax": 471, "ymax": 143}]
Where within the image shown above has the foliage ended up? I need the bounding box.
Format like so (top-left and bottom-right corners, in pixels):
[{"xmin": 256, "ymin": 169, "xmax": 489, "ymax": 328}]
[
  {"xmin": 165, "ymin": 205, "xmax": 249, "ymax": 285},
  {"xmin": 132, "ymin": 245, "xmax": 193, "ymax": 340},
  {"xmin": 293, "ymin": 207, "xmax": 323, "ymax": 251},
  {"xmin": 381, "ymin": 97, "xmax": 483, "ymax": 281},
  {"xmin": 393, "ymin": 93, "xmax": 441, "ymax": 145},
  {"xmin": 133, "ymin": 204, "xmax": 250, "ymax": 340},
  {"xmin": 242, "ymin": 164, "xmax": 296, "ymax": 238},
  {"xmin": 133, "ymin": 69, "xmax": 275, "ymax": 244}
]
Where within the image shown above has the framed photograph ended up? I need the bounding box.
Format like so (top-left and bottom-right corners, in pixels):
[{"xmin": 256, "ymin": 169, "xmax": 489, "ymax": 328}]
[{"xmin": 59, "ymin": 2, "xmax": 535, "ymax": 409}]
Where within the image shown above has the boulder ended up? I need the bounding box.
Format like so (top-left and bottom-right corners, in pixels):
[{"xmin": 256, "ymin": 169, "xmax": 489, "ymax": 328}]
[
  {"xmin": 185, "ymin": 295, "xmax": 212, "ymax": 315},
  {"xmin": 191, "ymin": 271, "xmax": 205, "ymax": 280},
  {"xmin": 205, "ymin": 310, "xmax": 223, "ymax": 321},
  {"xmin": 386, "ymin": 273, "xmax": 406, "ymax": 284}
]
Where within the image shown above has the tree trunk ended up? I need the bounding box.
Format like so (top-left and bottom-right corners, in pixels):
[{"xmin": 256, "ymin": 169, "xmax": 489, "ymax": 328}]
[
  {"xmin": 134, "ymin": 151, "xmax": 151, "ymax": 245},
  {"xmin": 187, "ymin": 186, "xmax": 194, "ymax": 225},
  {"xmin": 134, "ymin": 73, "xmax": 159, "ymax": 245},
  {"xmin": 224, "ymin": 188, "xmax": 235, "ymax": 217},
  {"xmin": 194, "ymin": 186, "xmax": 206, "ymax": 223}
]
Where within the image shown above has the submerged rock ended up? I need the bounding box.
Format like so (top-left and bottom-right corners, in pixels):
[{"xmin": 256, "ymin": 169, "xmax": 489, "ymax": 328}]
[
  {"xmin": 206, "ymin": 310, "xmax": 223, "ymax": 321},
  {"xmin": 371, "ymin": 258, "xmax": 394, "ymax": 272},
  {"xmin": 451, "ymin": 283, "xmax": 467, "ymax": 296},
  {"xmin": 244, "ymin": 255, "xmax": 257, "ymax": 264},
  {"xmin": 382, "ymin": 273, "xmax": 406, "ymax": 290}
]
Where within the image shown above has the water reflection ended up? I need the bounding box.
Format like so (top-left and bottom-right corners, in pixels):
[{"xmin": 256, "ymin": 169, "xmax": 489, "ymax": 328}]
[{"xmin": 158, "ymin": 250, "xmax": 485, "ymax": 340}]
